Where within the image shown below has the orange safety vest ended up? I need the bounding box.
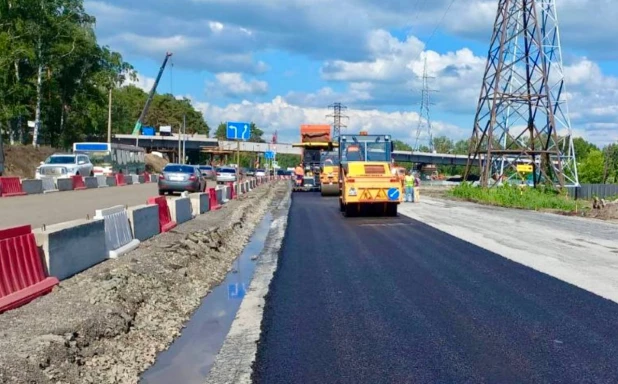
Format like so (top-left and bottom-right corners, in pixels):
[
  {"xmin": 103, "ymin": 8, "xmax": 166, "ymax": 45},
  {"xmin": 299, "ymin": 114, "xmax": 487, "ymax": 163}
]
[{"xmin": 295, "ymin": 166, "xmax": 304, "ymax": 176}]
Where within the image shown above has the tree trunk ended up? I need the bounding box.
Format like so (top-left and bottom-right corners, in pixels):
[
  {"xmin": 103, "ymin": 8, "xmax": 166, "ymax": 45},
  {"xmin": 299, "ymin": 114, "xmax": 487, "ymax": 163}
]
[
  {"xmin": 32, "ymin": 40, "xmax": 43, "ymax": 147},
  {"xmin": 14, "ymin": 60, "xmax": 24, "ymax": 144}
]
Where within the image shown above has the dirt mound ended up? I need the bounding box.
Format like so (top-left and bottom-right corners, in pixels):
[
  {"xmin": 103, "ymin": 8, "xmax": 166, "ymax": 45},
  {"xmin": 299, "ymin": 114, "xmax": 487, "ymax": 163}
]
[
  {"xmin": 3, "ymin": 145, "xmax": 59, "ymax": 178},
  {"xmin": 145, "ymin": 153, "xmax": 168, "ymax": 173}
]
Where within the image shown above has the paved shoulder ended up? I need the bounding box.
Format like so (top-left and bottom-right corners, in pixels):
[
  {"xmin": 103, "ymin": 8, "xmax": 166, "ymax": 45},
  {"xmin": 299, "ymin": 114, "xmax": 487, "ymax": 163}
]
[
  {"xmin": 399, "ymin": 197, "xmax": 618, "ymax": 304},
  {"xmin": 252, "ymin": 193, "xmax": 618, "ymax": 383}
]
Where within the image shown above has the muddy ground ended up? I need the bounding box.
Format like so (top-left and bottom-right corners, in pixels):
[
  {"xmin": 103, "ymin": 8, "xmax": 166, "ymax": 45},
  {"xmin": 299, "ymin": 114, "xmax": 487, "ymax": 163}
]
[{"xmin": 0, "ymin": 181, "xmax": 289, "ymax": 384}]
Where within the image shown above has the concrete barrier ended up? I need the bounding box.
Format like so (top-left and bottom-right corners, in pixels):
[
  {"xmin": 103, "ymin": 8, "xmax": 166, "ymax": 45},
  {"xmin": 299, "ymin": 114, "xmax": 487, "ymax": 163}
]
[
  {"xmin": 168, "ymin": 196, "xmax": 193, "ymax": 224},
  {"xmin": 127, "ymin": 204, "xmax": 160, "ymax": 241},
  {"xmin": 96, "ymin": 175, "xmax": 108, "ymax": 188},
  {"xmin": 189, "ymin": 192, "xmax": 209, "ymax": 214},
  {"xmin": 125, "ymin": 176, "xmax": 133, "ymax": 185},
  {"xmin": 138, "ymin": 175, "xmax": 146, "ymax": 183},
  {"xmin": 221, "ymin": 186, "xmax": 229, "ymax": 203},
  {"xmin": 22, "ymin": 179, "xmax": 43, "ymax": 194},
  {"xmin": 106, "ymin": 176, "xmax": 117, "ymax": 187},
  {"xmin": 94, "ymin": 205, "xmax": 140, "ymax": 258},
  {"xmin": 56, "ymin": 178, "xmax": 73, "ymax": 192},
  {"xmin": 84, "ymin": 176, "xmax": 98, "ymax": 189},
  {"xmin": 150, "ymin": 174, "xmax": 158, "ymax": 183},
  {"xmin": 34, "ymin": 219, "xmax": 107, "ymax": 281},
  {"xmin": 41, "ymin": 177, "xmax": 58, "ymax": 193},
  {"xmin": 130, "ymin": 174, "xmax": 140, "ymax": 184}
]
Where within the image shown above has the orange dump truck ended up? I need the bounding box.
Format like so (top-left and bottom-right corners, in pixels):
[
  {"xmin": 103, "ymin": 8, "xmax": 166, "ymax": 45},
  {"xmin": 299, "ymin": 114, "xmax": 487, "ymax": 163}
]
[{"xmin": 293, "ymin": 125, "xmax": 336, "ymax": 192}]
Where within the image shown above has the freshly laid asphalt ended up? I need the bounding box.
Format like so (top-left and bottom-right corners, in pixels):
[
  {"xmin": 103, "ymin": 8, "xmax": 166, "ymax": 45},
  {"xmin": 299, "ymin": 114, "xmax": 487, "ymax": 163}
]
[{"xmin": 251, "ymin": 193, "xmax": 618, "ymax": 383}]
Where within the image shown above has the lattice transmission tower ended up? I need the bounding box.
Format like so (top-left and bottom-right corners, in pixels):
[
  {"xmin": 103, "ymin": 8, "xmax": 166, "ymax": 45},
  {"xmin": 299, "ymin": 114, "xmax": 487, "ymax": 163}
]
[
  {"xmin": 464, "ymin": 0, "xmax": 578, "ymax": 188},
  {"xmin": 414, "ymin": 57, "xmax": 437, "ymax": 152},
  {"xmin": 327, "ymin": 102, "xmax": 349, "ymax": 138}
]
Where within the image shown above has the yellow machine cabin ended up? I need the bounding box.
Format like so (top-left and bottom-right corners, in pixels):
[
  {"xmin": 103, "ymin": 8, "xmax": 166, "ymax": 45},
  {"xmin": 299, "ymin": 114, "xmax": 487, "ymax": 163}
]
[{"xmin": 338, "ymin": 133, "xmax": 402, "ymax": 217}]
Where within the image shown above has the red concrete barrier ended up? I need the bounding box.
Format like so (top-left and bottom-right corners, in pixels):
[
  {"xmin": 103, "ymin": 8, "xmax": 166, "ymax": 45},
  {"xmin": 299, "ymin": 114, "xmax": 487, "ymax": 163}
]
[
  {"xmin": 71, "ymin": 175, "xmax": 86, "ymax": 190},
  {"xmin": 227, "ymin": 182, "xmax": 236, "ymax": 200},
  {"xmin": 147, "ymin": 196, "xmax": 177, "ymax": 232},
  {"xmin": 0, "ymin": 177, "xmax": 27, "ymax": 197},
  {"xmin": 143, "ymin": 172, "xmax": 150, "ymax": 183},
  {"xmin": 0, "ymin": 225, "xmax": 59, "ymax": 313},
  {"xmin": 208, "ymin": 188, "xmax": 221, "ymax": 210},
  {"xmin": 115, "ymin": 173, "xmax": 126, "ymax": 186}
]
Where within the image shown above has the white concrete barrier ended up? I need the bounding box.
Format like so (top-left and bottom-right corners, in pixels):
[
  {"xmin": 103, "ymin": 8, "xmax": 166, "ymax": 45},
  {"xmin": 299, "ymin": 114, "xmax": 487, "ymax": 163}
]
[
  {"xmin": 34, "ymin": 218, "xmax": 107, "ymax": 281},
  {"xmin": 94, "ymin": 205, "xmax": 140, "ymax": 259},
  {"xmin": 41, "ymin": 176, "xmax": 58, "ymax": 193},
  {"xmin": 130, "ymin": 174, "xmax": 140, "ymax": 184},
  {"xmin": 221, "ymin": 186, "xmax": 229, "ymax": 203},
  {"xmin": 22, "ymin": 179, "xmax": 43, "ymax": 194},
  {"xmin": 149, "ymin": 174, "xmax": 158, "ymax": 183},
  {"xmin": 189, "ymin": 192, "xmax": 209, "ymax": 214},
  {"xmin": 169, "ymin": 196, "xmax": 193, "ymax": 224},
  {"xmin": 96, "ymin": 175, "xmax": 108, "ymax": 188},
  {"xmin": 56, "ymin": 178, "xmax": 73, "ymax": 191},
  {"xmin": 84, "ymin": 176, "xmax": 98, "ymax": 189},
  {"xmin": 127, "ymin": 204, "xmax": 160, "ymax": 241}
]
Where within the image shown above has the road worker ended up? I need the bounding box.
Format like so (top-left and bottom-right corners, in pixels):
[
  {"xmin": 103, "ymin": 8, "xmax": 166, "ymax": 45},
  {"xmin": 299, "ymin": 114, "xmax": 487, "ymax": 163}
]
[
  {"xmin": 294, "ymin": 163, "xmax": 304, "ymax": 186},
  {"xmin": 404, "ymin": 170, "xmax": 414, "ymax": 202}
]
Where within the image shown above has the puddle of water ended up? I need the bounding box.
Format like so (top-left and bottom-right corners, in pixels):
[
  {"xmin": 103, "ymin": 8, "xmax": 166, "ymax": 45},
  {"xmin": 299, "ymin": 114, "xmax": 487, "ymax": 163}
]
[{"xmin": 140, "ymin": 212, "xmax": 273, "ymax": 384}]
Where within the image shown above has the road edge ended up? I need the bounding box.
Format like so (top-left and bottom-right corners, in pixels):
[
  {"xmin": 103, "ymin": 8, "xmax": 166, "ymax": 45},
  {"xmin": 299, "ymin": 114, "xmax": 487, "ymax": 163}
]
[{"xmin": 204, "ymin": 183, "xmax": 292, "ymax": 384}]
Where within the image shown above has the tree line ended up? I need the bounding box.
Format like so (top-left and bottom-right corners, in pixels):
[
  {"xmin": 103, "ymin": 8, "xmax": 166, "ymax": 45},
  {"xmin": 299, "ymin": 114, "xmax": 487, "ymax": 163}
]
[
  {"xmin": 0, "ymin": 0, "xmax": 209, "ymax": 148},
  {"xmin": 394, "ymin": 136, "xmax": 618, "ymax": 183}
]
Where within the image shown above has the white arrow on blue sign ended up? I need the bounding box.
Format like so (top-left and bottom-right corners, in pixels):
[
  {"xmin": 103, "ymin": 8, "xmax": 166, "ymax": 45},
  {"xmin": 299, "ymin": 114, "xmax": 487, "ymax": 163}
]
[
  {"xmin": 226, "ymin": 121, "xmax": 250, "ymax": 140},
  {"xmin": 387, "ymin": 188, "xmax": 400, "ymax": 201}
]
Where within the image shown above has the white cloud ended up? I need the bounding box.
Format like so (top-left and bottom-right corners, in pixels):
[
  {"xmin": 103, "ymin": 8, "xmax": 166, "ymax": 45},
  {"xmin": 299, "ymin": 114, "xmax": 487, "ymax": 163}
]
[
  {"xmin": 122, "ymin": 73, "xmax": 155, "ymax": 92},
  {"xmin": 193, "ymin": 96, "xmax": 461, "ymax": 145},
  {"xmin": 206, "ymin": 73, "xmax": 268, "ymax": 97}
]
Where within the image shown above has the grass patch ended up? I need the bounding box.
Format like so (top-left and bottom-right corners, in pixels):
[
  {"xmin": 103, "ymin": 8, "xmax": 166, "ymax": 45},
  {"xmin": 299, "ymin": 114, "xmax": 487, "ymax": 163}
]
[{"xmin": 448, "ymin": 183, "xmax": 580, "ymax": 211}]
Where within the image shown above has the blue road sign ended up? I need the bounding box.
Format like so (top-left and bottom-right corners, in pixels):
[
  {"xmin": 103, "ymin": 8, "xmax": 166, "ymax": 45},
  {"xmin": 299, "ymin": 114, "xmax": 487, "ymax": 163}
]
[
  {"xmin": 226, "ymin": 121, "xmax": 250, "ymax": 140},
  {"xmin": 228, "ymin": 283, "xmax": 246, "ymax": 299},
  {"xmin": 387, "ymin": 187, "xmax": 400, "ymax": 201},
  {"xmin": 264, "ymin": 150, "xmax": 274, "ymax": 160}
]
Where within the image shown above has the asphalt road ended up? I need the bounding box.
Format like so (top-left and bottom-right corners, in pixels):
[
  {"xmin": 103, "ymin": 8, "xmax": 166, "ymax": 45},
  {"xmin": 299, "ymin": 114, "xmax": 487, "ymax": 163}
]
[
  {"xmin": 0, "ymin": 181, "xmax": 217, "ymax": 230},
  {"xmin": 252, "ymin": 193, "xmax": 618, "ymax": 383}
]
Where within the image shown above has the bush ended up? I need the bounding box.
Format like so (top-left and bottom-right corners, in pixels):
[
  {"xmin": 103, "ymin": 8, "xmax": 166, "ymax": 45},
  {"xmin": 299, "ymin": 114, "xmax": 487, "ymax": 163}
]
[{"xmin": 449, "ymin": 183, "xmax": 579, "ymax": 211}]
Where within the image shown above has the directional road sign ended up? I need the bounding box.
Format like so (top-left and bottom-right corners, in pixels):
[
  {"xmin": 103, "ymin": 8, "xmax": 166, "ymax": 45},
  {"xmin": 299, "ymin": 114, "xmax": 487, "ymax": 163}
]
[
  {"xmin": 387, "ymin": 187, "xmax": 400, "ymax": 201},
  {"xmin": 264, "ymin": 150, "xmax": 275, "ymax": 160},
  {"xmin": 226, "ymin": 121, "xmax": 250, "ymax": 140}
]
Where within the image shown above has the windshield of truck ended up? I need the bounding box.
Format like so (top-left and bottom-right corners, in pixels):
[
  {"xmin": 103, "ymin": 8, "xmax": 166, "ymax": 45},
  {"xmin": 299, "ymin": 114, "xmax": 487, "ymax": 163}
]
[
  {"xmin": 45, "ymin": 156, "xmax": 76, "ymax": 164},
  {"xmin": 86, "ymin": 151, "xmax": 112, "ymax": 165},
  {"xmin": 366, "ymin": 142, "xmax": 388, "ymax": 161},
  {"xmin": 321, "ymin": 152, "xmax": 340, "ymax": 166}
]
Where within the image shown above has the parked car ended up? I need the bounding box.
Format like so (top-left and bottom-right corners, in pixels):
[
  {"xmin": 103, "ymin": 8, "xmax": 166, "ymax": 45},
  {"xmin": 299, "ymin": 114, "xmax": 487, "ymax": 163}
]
[
  {"xmin": 245, "ymin": 168, "xmax": 255, "ymax": 177},
  {"xmin": 255, "ymin": 169, "xmax": 266, "ymax": 177},
  {"xmin": 35, "ymin": 153, "xmax": 94, "ymax": 179},
  {"xmin": 216, "ymin": 166, "xmax": 237, "ymax": 183},
  {"xmin": 198, "ymin": 165, "xmax": 216, "ymax": 180},
  {"xmin": 158, "ymin": 164, "xmax": 205, "ymax": 195}
]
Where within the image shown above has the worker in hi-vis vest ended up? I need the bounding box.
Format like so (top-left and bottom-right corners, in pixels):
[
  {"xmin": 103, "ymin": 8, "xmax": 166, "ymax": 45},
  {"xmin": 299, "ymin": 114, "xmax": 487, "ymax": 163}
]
[
  {"xmin": 404, "ymin": 171, "xmax": 415, "ymax": 202},
  {"xmin": 294, "ymin": 163, "xmax": 304, "ymax": 186}
]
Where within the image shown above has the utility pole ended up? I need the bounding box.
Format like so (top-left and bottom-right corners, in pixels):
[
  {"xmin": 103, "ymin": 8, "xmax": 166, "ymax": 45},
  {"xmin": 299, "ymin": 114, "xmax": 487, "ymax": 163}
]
[
  {"xmin": 182, "ymin": 114, "xmax": 186, "ymax": 164},
  {"xmin": 414, "ymin": 56, "xmax": 437, "ymax": 152},
  {"xmin": 107, "ymin": 88, "xmax": 112, "ymax": 144},
  {"xmin": 464, "ymin": 0, "xmax": 577, "ymax": 188},
  {"xmin": 326, "ymin": 102, "xmax": 349, "ymax": 138}
]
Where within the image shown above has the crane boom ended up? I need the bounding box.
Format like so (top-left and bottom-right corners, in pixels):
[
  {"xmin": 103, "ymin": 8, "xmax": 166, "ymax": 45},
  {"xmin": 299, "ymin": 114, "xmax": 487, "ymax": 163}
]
[{"xmin": 132, "ymin": 52, "xmax": 173, "ymax": 135}]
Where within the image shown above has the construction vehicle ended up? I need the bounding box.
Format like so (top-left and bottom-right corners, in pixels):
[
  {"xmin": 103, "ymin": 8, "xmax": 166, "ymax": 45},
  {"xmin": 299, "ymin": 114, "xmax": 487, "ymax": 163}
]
[
  {"xmin": 320, "ymin": 150, "xmax": 339, "ymax": 196},
  {"xmin": 132, "ymin": 52, "xmax": 173, "ymax": 145},
  {"xmin": 292, "ymin": 124, "xmax": 337, "ymax": 192},
  {"xmin": 338, "ymin": 131, "xmax": 401, "ymax": 217}
]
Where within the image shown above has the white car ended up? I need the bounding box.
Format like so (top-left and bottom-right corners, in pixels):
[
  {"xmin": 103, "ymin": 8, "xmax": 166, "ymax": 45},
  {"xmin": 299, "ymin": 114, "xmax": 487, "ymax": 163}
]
[
  {"xmin": 36, "ymin": 153, "xmax": 94, "ymax": 179},
  {"xmin": 255, "ymin": 169, "xmax": 266, "ymax": 177},
  {"xmin": 216, "ymin": 167, "xmax": 237, "ymax": 183}
]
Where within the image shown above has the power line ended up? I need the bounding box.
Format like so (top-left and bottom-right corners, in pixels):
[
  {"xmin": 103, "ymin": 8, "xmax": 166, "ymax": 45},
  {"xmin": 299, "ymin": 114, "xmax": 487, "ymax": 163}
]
[
  {"xmin": 326, "ymin": 102, "xmax": 349, "ymax": 138},
  {"xmin": 425, "ymin": 0, "xmax": 457, "ymax": 46}
]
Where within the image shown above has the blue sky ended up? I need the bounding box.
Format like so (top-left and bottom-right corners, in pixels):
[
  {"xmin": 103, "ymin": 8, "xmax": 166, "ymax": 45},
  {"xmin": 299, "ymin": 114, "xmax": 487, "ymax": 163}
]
[{"xmin": 85, "ymin": 0, "xmax": 618, "ymax": 147}]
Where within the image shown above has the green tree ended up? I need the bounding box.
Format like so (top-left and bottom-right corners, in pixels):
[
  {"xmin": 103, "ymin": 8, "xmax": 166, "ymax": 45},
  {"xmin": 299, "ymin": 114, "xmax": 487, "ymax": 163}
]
[
  {"xmin": 572, "ymin": 137, "xmax": 598, "ymax": 162},
  {"xmin": 393, "ymin": 140, "xmax": 412, "ymax": 151},
  {"xmin": 578, "ymin": 149, "xmax": 604, "ymax": 184}
]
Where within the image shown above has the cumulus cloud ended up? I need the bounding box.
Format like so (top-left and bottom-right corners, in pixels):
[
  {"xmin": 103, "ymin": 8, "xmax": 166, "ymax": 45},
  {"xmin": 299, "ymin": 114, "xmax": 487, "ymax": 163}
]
[
  {"xmin": 191, "ymin": 96, "xmax": 461, "ymax": 145},
  {"xmin": 122, "ymin": 73, "xmax": 155, "ymax": 92},
  {"xmin": 205, "ymin": 73, "xmax": 268, "ymax": 97}
]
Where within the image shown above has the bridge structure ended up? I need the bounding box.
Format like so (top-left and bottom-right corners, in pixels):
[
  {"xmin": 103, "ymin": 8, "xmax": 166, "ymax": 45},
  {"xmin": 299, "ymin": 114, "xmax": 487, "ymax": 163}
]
[{"xmin": 112, "ymin": 134, "xmax": 302, "ymax": 162}]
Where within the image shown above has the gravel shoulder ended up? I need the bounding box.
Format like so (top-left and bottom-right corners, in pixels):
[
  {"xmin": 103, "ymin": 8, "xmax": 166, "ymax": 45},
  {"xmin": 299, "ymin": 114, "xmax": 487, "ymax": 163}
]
[{"xmin": 0, "ymin": 181, "xmax": 287, "ymax": 384}]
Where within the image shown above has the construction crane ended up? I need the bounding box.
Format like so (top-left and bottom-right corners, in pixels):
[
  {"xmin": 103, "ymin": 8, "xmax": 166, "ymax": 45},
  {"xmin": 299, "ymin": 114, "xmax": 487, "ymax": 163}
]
[{"xmin": 132, "ymin": 52, "xmax": 173, "ymax": 144}]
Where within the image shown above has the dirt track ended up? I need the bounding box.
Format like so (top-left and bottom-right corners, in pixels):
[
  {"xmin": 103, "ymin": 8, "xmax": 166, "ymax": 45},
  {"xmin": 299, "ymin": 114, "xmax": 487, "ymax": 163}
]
[{"xmin": 0, "ymin": 181, "xmax": 288, "ymax": 384}]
